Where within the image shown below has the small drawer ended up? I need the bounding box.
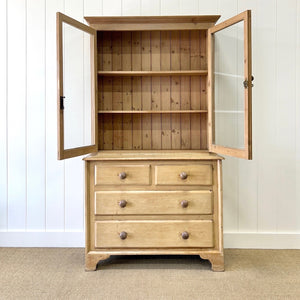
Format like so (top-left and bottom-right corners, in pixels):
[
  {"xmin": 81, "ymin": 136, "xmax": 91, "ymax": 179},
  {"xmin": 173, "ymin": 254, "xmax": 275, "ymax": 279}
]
[
  {"xmin": 94, "ymin": 220, "xmax": 214, "ymax": 248},
  {"xmin": 95, "ymin": 191, "xmax": 213, "ymax": 215},
  {"xmin": 94, "ymin": 164, "xmax": 150, "ymax": 186},
  {"xmin": 155, "ymin": 164, "xmax": 212, "ymax": 186}
]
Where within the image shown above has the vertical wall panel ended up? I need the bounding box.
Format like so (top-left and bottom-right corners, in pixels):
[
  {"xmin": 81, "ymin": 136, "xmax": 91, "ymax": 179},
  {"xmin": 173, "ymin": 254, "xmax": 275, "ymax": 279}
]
[
  {"xmin": 26, "ymin": 0, "xmax": 46, "ymax": 230},
  {"xmin": 296, "ymin": 1, "xmax": 300, "ymax": 232},
  {"xmin": 64, "ymin": 0, "xmax": 85, "ymax": 231},
  {"xmin": 103, "ymin": 0, "xmax": 122, "ymax": 15},
  {"xmin": 180, "ymin": 0, "xmax": 198, "ymax": 15},
  {"xmin": 256, "ymin": 0, "xmax": 277, "ymax": 232},
  {"xmin": 275, "ymin": 0, "xmax": 297, "ymax": 231},
  {"xmin": 0, "ymin": 0, "xmax": 7, "ymax": 230},
  {"xmin": 0, "ymin": 0, "xmax": 300, "ymax": 246},
  {"xmin": 198, "ymin": 0, "xmax": 218, "ymax": 15},
  {"xmin": 7, "ymin": 0, "xmax": 27, "ymax": 230},
  {"xmin": 45, "ymin": 0, "xmax": 65, "ymax": 231},
  {"xmin": 122, "ymin": 0, "xmax": 141, "ymax": 15},
  {"xmin": 84, "ymin": 0, "xmax": 103, "ymax": 16},
  {"xmin": 237, "ymin": 0, "xmax": 258, "ymax": 232},
  {"xmin": 141, "ymin": 0, "xmax": 160, "ymax": 15},
  {"xmin": 161, "ymin": 0, "xmax": 180, "ymax": 15},
  {"xmin": 217, "ymin": 0, "xmax": 239, "ymax": 233}
]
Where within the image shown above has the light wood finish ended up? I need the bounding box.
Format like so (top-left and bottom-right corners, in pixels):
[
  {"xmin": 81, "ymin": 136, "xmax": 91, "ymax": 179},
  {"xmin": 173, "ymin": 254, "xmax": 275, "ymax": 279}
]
[
  {"xmin": 208, "ymin": 10, "xmax": 252, "ymax": 160},
  {"xmin": 98, "ymin": 70, "xmax": 207, "ymax": 76},
  {"xmin": 98, "ymin": 110, "xmax": 208, "ymax": 114},
  {"xmin": 85, "ymin": 15, "xmax": 220, "ymax": 31},
  {"xmin": 155, "ymin": 164, "xmax": 212, "ymax": 186},
  {"xmin": 95, "ymin": 190, "xmax": 213, "ymax": 215},
  {"xmin": 97, "ymin": 30, "xmax": 208, "ymax": 151},
  {"xmin": 56, "ymin": 12, "xmax": 98, "ymax": 160},
  {"xmin": 84, "ymin": 150, "xmax": 224, "ymax": 161},
  {"xmin": 85, "ymin": 151, "xmax": 223, "ymax": 161},
  {"xmin": 94, "ymin": 164, "xmax": 151, "ymax": 186},
  {"xmin": 56, "ymin": 12, "xmax": 252, "ymax": 272},
  {"xmin": 94, "ymin": 220, "xmax": 214, "ymax": 248}
]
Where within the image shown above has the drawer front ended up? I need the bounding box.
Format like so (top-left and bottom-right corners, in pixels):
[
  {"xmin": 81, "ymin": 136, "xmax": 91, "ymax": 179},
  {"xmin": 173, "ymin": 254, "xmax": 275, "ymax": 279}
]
[
  {"xmin": 94, "ymin": 220, "xmax": 214, "ymax": 248},
  {"xmin": 155, "ymin": 164, "xmax": 212, "ymax": 186},
  {"xmin": 95, "ymin": 191, "xmax": 213, "ymax": 215},
  {"xmin": 95, "ymin": 164, "xmax": 150, "ymax": 186}
]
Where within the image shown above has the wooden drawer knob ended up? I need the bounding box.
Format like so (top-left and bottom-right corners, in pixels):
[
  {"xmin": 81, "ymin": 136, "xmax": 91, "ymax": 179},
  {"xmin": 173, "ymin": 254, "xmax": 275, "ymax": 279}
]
[
  {"xmin": 119, "ymin": 200, "xmax": 127, "ymax": 208},
  {"xmin": 180, "ymin": 172, "xmax": 188, "ymax": 180},
  {"xmin": 119, "ymin": 231, "xmax": 127, "ymax": 240},
  {"xmin": 181, "ymin": 231, "xmax": 189, "ymax": 240},
  {"xmin": 181, "ymin": 200, "xmax": 188, "ymax": 208},
  {"xmin": 119, "ymin": 172, "xmax": 127, "ymax": 180}
]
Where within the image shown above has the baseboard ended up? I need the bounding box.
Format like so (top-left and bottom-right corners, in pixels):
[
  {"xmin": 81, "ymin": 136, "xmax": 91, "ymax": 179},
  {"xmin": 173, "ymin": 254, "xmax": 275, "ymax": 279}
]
[
  {"xmin": 224, "ymin": 232, "xmax": 300, "ymax": 249},
  {"xmin": 0, "ymin": 231, "xmax": 84, "ymax": 247},
  {"xmin": 0, "ymin": 232, "xmax": 300, "ymax": 248}
]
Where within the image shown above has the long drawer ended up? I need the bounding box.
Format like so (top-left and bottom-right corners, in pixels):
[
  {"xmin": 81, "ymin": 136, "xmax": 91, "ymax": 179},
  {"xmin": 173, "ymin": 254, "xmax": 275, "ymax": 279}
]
[
  {"xmin": 155, "ymin": 164, "xmax": 212, "ymax": 186},
  {"xmin": 94, "ymin": 220, "xmax": 214, "ymax": 248},
  {"xmin": 95, "ymin": 191, "xmax": 213, "ymax": 215},
  {"xmin": 94, "ymin": 164, "xmax": 151, "ymax": 186}
]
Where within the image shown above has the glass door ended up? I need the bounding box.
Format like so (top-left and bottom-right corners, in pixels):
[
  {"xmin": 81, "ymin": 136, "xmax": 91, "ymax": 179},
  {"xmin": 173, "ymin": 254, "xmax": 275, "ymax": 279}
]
[
  {"xmin": 208, "ymin": 10, "xmax": 252, "ymax": 159},
  {"xmin": 57, "ymin": 12, "xmax": 97, "ymax": 160}
]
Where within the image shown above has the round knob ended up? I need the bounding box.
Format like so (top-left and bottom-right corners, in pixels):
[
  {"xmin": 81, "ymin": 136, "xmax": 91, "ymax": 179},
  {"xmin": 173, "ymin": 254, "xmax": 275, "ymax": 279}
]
[
  {"xmin": 180, "ymin": 172, "xmax": 188, "ymax": 180},
  {"xmin": 119, "ymin": 172, "xmax": 126, "ymax": 180},
  {"xmin": 119, "ymin": 231, "xmax": 127, "ymax": 240},
  {"xmin": 181, "ymin": 200, "xmax": 188, "ymax": 208},
  {"xmin": 181, "ymin": 231, "xmax": 189, "ymax": 240},
  {"xmin": 119, "ymin": 200, "xmax": 127, "ymax": 208}
]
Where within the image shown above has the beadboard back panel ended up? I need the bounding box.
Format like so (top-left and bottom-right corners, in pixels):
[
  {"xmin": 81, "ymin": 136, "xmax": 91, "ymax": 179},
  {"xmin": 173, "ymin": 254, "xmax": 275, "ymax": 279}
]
[{"xmin": 0, "ymin": 0, "xmax": 299, "ymax": 248}]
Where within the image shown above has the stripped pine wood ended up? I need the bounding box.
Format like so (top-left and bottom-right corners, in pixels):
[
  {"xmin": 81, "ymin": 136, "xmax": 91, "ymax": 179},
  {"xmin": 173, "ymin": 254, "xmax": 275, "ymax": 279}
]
[
  {"xmin": 112, "ymin": 32, "xmax": 123, "ymax": 149},
  {"xmin": 97, "ymin": 29, "xmax": 207, "ymax": 150},
  {"xmin": 161, "ymin": 31, "xmax": 171, "ymax": 149},
  {"xmin": 131, "ymin": 32, "xmax": 142, "ymax": 149},
  {"xmin": 122, "ymin": 32, "xmax": 132, "ymax": 149},
  {"xmin": 171, "ymin": 31, "xmax": 181, "ymax": 149},
  {"xmin": 191, "ymin": 31, "xmax": 201, "ymax": 149},
  {"xmin": 151, "ymin": 31, "xmax": 161, "ymax": 149},
  {"xmin": 141, "ymin": 31, "xmax": 151, "ymax": 149},
  {"xmin": 200, "ymin": 31, "xmax": 207, "ymax": 149},
  {"xmin": 180, "ymin": 30, "xmax": 191, "ymax": 149},
  {"xmin": 102, "ymin": 32, "xmax": 113, "ymax": 149}
]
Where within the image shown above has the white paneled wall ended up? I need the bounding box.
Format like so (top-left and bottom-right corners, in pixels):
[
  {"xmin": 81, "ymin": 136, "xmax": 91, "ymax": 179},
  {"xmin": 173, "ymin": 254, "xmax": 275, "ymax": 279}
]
[{"xmin": 0, "ymin": 0, "xmax": 299, "ymax": 248}]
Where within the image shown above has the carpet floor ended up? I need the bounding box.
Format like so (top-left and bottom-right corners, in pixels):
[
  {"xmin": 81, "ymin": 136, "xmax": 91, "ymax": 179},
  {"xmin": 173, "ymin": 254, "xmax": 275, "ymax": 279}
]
[{"xmin": 0, "ymin": 248, "xmax": 299, "ymax": 299}]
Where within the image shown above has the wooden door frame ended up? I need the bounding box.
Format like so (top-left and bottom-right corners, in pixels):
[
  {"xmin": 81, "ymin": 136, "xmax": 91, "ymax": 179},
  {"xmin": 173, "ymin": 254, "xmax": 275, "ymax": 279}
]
[
  {"xmin": 57, "ymin": 12, "xmax": 98, "ymax": 160},
  {"xmin": 207, "ymin": 10, "xmax": 252, "ymax": 160}
]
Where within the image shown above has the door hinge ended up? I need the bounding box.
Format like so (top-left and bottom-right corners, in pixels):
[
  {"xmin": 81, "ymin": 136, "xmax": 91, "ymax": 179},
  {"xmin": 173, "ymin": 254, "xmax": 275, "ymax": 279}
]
[{"xmin": 60, "ymin": 96, "xmax": 65, "ymax": 110}]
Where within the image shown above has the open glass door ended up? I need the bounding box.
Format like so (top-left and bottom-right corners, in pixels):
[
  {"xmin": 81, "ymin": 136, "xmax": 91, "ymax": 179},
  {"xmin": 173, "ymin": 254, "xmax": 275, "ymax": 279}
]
[
  {"xmin": 57, "ymin": 12, "xmax": 97, "ymax": 160},
  {"xmin": 208, "ymin": 10, "xmax": 252, "ymax": 160}
]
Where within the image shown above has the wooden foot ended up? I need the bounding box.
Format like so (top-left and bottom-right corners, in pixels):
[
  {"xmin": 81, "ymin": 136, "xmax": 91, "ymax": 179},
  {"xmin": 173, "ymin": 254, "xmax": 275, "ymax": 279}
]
[
  {"xmin": 199, "ymin": 253, "xmax": 224, "ymax": 272},
  {"xmin": 85, "ymin": 253, "xmax": 110, "ymax": 271}
]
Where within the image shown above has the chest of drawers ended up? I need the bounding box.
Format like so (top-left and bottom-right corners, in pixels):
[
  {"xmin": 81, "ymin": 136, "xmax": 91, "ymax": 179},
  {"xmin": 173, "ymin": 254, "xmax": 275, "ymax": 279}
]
[{"xmin": 84, "ymin": 151, "xmax": 224, "ymax": 271}]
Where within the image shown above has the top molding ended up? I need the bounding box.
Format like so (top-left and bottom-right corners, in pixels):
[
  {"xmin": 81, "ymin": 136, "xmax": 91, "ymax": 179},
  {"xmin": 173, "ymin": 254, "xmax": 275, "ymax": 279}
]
[{"xmin": 84, "ymin": 15, "xmax": 221, "ymax": 31}]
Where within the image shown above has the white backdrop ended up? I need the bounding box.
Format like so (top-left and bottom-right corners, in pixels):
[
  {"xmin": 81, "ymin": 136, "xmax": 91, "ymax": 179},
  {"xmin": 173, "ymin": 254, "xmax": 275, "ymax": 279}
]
[{"xmin": 0, "ymin": 0, "xmax": 299, "ymax": 248}]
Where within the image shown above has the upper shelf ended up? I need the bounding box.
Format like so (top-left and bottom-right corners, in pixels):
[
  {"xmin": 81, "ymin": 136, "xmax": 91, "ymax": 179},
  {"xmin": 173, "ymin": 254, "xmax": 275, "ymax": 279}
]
[
  {"xmin": 97, "ymin": 70, "xmax": 208, "ymax": 77},
  {"xmin": 85, "ymin": 15, "xmax": 221, "ymax": 31}
]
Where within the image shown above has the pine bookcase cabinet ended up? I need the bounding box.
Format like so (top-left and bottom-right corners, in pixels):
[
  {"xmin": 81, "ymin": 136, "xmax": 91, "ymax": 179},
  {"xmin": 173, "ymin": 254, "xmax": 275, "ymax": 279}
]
[{"xmin": 56, "ymin": 11, "xmax": 252, "ymax": 271}]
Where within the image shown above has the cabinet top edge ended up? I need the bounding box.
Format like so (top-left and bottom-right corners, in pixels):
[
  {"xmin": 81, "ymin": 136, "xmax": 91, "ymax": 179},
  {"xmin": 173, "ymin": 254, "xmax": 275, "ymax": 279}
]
[
  {"xmin": 83, "ymin": 150, "xmax": 224, "ymax": 161},
  {"xmin": 84, "ymin": 15, "xmax": 220, "ymax": 25}
]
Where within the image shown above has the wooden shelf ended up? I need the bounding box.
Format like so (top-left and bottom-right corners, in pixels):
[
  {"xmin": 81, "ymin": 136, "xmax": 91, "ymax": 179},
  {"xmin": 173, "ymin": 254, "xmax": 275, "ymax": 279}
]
[
  {"xmin": 98, "ymin": 110, "xmax": 208, "ymax": 114},
  {"xmin": 97, "ymin": 70, "xmax": 208, "ymax": 77}
]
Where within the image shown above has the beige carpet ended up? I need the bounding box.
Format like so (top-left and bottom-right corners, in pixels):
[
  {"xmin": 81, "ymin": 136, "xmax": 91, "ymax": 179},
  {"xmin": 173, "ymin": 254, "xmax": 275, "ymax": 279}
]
[{"xmin": 0, "ymin": 248, "xmax": 299, "ymax": 299}]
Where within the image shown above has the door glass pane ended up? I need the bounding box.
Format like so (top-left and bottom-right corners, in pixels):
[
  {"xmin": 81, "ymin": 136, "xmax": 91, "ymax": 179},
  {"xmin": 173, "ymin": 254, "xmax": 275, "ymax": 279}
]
[
  {"xmin": 213, "ymin": 20, "xmax": 244, "ymax": 149},
  {"xmin": 63, "ymin": 22, "xmax": 93, "ymax": 149}
]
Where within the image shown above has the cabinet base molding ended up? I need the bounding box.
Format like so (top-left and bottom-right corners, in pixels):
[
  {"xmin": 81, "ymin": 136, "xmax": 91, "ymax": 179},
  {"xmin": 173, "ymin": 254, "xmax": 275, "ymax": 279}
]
[
  {"xmin": 85, "ymin": 253, "xmax": 111, "ymax": 271},
  {"xmin": 85, "ymin": 251, "xmax": 224, "ymax": 271},
  {"xmin": 199, "ymin": 252, "xmax": 224, "ymax": 272}
]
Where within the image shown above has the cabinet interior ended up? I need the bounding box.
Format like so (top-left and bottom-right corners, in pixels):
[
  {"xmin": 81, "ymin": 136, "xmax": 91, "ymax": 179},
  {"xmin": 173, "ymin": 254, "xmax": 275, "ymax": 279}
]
[{"xmin": 97, "ymin": 30, "xmax": 208, "ymax": 150}]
